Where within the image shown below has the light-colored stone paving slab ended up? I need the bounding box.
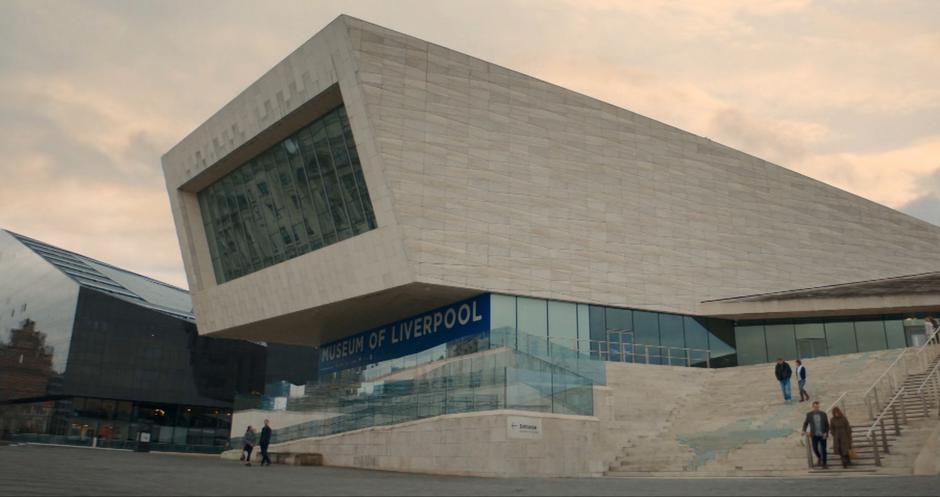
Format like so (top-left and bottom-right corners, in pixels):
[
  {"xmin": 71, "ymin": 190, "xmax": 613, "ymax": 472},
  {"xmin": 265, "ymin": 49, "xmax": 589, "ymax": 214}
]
[{"xmin": 2, "ymin": 444, "xmax": 940, "ymax": 496}]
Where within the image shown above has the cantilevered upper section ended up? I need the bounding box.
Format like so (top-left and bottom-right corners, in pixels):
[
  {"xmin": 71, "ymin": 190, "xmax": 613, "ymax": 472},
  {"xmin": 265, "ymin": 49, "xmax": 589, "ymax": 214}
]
[{"xmin": 162, "ymin": 15, "xmax": 940, "ymax": 345}]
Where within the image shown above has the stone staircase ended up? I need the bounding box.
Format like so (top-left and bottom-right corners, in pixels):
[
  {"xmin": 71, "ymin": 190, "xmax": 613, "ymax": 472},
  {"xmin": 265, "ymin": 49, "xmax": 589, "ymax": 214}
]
[
  {"xmin": 603, "ymin": 348, "xmax": 932, "ymax": 477},
  {"xmin": 809, "ymin": 354, "xmax": 940, "ymax": 475},
  {"xmin": 600, "ymin": 362, "xmax": 708, "ymax": 475}
]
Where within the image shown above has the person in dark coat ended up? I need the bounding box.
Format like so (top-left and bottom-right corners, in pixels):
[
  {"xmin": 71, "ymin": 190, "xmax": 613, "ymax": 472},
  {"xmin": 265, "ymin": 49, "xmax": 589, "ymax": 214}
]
[
  {"xmin": 802, "ymin": 401, "xmax": 830, "ymax": 469},
  {"xmin": 830, "ymin": 406, "xmax": 853, "ymax": 468},
  {"xmin": 242, "ymin": 426, "xmax": 256, "ymax": 467},
  {"xmin": 259, "ymin": 419, "xmax": 273, "ymax": 467},
  {"xmin": 774, "ymin": 358, "xmax": 793, "ymax": 402}
]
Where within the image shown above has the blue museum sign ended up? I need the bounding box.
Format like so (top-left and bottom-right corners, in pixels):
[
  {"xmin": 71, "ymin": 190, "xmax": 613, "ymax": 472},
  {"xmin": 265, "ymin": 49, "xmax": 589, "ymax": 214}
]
[{"xmin": 318, "ymin": 294, "xmax": 491, "ymax": 375}]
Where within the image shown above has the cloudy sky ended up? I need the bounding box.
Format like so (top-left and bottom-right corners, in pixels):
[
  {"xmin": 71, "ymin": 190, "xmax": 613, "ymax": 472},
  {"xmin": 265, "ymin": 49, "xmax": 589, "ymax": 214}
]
[{"xmin": 1, "ymin": 0, "xmax": 938, "ymax": 288}]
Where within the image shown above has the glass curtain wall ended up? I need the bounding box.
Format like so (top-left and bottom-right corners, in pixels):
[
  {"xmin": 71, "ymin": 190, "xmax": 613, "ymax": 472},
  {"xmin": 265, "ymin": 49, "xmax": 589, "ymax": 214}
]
[
  {"xmin": 4, "ymin": 397, "xmax": 232, "ymax": 453},
  {"xmin": 734, "ymin": 316, "xmax": 920, "ymax": 366},
  {"xmin": 490, "ymin": 294, "xmax": 738, "ymax": 367},
  {"xmin": 198, "ymin": 105, "xmax": 377, "ymax": 284}
]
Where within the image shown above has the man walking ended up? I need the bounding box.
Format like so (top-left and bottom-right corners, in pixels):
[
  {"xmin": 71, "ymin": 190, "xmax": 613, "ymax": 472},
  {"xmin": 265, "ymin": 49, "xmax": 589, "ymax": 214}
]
[
  {"xmin": 259, "ymin": 419, "xmax": 272, "ymax": 467},
  {"xmin": 802, "ymin": 400, "xmax": 830, "ymax": 468},
  {"xmin": 774, "ymin": 358, "xmax": 793, "ymax": 403},
  {"xmin": 796, "ymin": 359, "xmax": 809, "ymax": 402}
]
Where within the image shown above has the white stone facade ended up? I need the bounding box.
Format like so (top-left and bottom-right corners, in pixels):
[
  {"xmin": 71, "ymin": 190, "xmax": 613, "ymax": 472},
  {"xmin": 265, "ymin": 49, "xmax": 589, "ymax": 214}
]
[{"xmin": 162, "ymin": 15, "xmax": 940, "ymax": 344}]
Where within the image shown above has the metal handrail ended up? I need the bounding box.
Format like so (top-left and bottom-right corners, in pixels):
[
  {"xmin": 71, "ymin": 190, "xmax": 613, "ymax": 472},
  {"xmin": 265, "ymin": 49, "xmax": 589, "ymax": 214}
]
[
  {"xmin": 865, "ymin": 386, "xmax": 906, "ymax": 440},
  {"xmin": 915, "ymin": 356, "xmax": 940, "ymax": 395},
  {"xmin": 862, "ymin": 385, "xmax": 909, "ymax": 466},
  {"xmin": 827, "ymin": 391, "xmax": 849, "ymax": 414},
  {"xmin": 921, "ymin": 324, "xmax": 940, "ymax": 348},
  {"xmin": 914, "ymin": 325, "xmax": 940, "ymax": 364},
  {"xmin": 540, "ymin": 335, "xmax": 713, "ymax": 368},
  {"xmin": 851, "ymin": 328, "xmax": 940, "ymax": 468},
  {"xmin": 862, "ymin": 349, "xmax": 910, "ymax": 399},
  {"xmin": 861, "ymin": 348, "xmax": 919, "ymax": 420},
  {"xmin": 863, "ymin": 329, "xmax": 940, "ymax": 401}
]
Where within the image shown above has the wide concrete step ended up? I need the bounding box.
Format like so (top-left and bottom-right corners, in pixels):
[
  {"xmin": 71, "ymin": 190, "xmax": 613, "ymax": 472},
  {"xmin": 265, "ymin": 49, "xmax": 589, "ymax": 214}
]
[
  {"xmin": 826, "ymin": 453, "xmax": 879, "ymax": 462},
  {"xmin": 605, "ymin": 349, "xmax": 930, "ymax": 477},
  {"xmin": 614, "ymin": 458, "xmax": 689, "ymax": 467},
  {"xmin": 808, "ymin": 467, "xmax": 878, "ymax": 474},
  {"xmin": 852, "ymin": 440, "xmax": 902, "ymax": 448},
  {"xmin": 841, "ymin": 432, "xmax": 900, "ymax": 440}
]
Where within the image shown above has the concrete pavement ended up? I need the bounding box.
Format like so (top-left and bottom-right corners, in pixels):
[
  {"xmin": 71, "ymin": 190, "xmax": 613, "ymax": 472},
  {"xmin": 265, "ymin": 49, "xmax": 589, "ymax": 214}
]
[{"xmin": 2, "ymin": 444, "xmax": 940, "ymax": 496}]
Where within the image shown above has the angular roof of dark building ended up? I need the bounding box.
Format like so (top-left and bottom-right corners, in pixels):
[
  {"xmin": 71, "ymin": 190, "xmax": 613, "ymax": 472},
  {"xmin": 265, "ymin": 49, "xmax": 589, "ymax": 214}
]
[{"xmin": 4, "ymin": 230, "xmax": 194, "ymax": 322}]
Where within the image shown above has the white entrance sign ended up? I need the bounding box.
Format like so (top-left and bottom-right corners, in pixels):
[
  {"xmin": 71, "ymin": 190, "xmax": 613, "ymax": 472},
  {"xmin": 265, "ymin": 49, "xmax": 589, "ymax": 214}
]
[{"xmin": 507, "ymin": 416, "xmax": 542, "ymax": 439}]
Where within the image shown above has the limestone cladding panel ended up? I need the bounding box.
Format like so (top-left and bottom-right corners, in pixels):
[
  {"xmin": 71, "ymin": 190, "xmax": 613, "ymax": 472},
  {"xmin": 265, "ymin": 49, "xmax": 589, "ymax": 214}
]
[
  {"xmin": 224, "ymin": 410, "xmax": 608, "ymax": 477},
  {"xmin": 346, "ymin": 17, "xmax": 940, "ymax": 315},
  {"xmin": 166, "ymin": 15, "xmax": 940, "ymax": 334},
  {"xmin": 161, "ymin": 17, "xmax": 412, "ymax": 334}
]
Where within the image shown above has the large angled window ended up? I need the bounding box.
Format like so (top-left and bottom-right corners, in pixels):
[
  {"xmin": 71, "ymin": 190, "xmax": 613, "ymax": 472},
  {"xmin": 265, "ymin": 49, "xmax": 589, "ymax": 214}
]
[{"xmin": 198, "ymin": 105, "xmax": 377, "ymax": 283}]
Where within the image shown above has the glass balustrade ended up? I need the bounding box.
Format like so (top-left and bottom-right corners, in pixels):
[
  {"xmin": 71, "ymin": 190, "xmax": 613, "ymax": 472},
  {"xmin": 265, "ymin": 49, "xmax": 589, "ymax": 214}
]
[
  {"xmin": 231, "ymin": 342, "xmax": 596, "ymax": 446},
  {"xmin": 231, "ymin": 326, "xmax": 720, "ymax": 446}
]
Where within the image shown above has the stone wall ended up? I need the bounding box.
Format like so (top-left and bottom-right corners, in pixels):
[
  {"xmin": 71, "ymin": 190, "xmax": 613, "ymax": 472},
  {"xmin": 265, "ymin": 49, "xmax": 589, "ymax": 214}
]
[
  {"xmin": 223, "ymin": 407, "xmax": 611, "ymax": 477},
  {"xmin": 222, "ymin": 348, "xmax": 933, "ymax": 477},
  {"xmin": 349, "ymin": 15, "xmax": 940, "ymax": 315},
  {"xmin": 222, "ymin": 360, "xmax": 706, "ymax": 477}
]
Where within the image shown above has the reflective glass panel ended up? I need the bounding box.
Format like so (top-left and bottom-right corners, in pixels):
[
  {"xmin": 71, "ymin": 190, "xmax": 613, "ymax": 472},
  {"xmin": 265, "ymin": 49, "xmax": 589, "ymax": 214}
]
[
  {"xmin": 199, "ymin": 105, "xmax": 376, "ymax": 284},
  {"xmin": 683, "ymin": 317, "xmax": 708, "ymax": 350},
  {"xmin": 517, "ymin": 297, "xmax": 547, "ymax": 356},
  {"xmin": 735, "ymin": 325, "xmax": 767, "ymax": 365},
  {"xmin": 0, "ymin": 232, "xmax": 80, "ymax": 400},
  {"xmin": 764, "ymin": 324, "xmax": 797, "ymax": 361},
  {"xmin": 703, "ymin": 318, "xmax": 737, "ymax": 367},
  {"xmin": 588, "ymin": 306, "xmax": 606, "ymax": 360},
  {"xmin": 855, "ymin": 320, "xmax": 887, "ymax": 352},
  {"xmin": 605, "ymin": 308, "xmax": 632, "ymax": 333},
  {"xmin": 825, "ymin": 322, "xmax": 858, "ymax": 355},
  {"xmin": 885, "ymin": 320, "xmax": 907, "ymax": 349},
  {"xmin": 634, "ymin": 311, "xmax": 661, "ymax": 364},
  {"xmin": 490, "ymin": 294, "xmax": 516, "ymax": 332},
  {"xmin": 659, "ymin": 314, "xmax": 685, "ymax": 348},
  {"xmin": 795, "ymin": 323, "xmax": 825, "ymax": 340},
  {"xmin": 576, "ymin": 304, "xmax": 590, "ymax": 357},
  {"xmin": 633, "ymin": 311, "xmax": 660, "ymax": 346},
  {"xmin": 548, "ymin": 301, "xmax": 577, "ymax": 350}
]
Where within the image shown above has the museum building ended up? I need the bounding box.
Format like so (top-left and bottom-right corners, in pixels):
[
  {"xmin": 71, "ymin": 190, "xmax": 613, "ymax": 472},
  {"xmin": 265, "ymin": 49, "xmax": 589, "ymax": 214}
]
[{"xmin": 162, "ymin": 15, "xmax": 940, "ymax": 384}]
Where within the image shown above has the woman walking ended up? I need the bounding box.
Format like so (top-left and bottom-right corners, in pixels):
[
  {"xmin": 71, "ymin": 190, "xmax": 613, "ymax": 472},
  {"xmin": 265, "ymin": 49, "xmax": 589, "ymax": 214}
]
[
  {"xmin": 242, "ymin": 426, "xmax": 257, "ymax": 467},
  {"xmin": 830, "ymin": 407, "xmax": 853, "ymax": 468}
]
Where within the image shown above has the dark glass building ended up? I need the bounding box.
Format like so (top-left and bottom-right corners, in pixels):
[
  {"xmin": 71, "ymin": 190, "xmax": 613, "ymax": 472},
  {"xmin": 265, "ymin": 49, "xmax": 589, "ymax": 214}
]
[{"xmin": 0, "ymin": 229, "xmax": 316, "ymax": 452}]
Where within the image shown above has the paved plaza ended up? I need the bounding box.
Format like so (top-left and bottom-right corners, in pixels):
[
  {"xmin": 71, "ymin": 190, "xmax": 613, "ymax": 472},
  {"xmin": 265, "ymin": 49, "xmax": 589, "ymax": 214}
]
[{"xmin": 2, "ymin": 445, "xmax": 940, "ymax": 496}]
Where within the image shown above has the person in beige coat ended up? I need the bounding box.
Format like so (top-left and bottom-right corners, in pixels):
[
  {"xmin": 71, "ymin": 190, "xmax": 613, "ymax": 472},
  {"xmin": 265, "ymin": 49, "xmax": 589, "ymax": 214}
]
[{"xmin": 829, "ymin": 407, "xmax": 853, "ymax": 468}]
